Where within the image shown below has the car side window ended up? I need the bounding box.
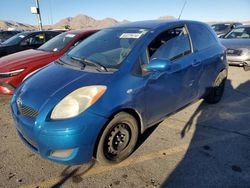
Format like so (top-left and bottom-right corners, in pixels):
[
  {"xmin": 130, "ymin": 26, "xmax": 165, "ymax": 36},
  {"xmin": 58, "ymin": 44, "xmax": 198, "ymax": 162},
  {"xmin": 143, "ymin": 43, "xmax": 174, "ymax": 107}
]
[
  {"xmin": 148, "ymin": 26, "xmax": 191, "ymax": 62},
  {"xmin": 188, "ymin": 23, "xmax": 217, "ymax": 52},
  {"xmin": 133, "ymin": 26, "xmax": 192, "ymax": 76},
  {"xmin": 31, "ymin": 33, "xmax": 46, "ymax": 45},
  {"xmin": 21, "ymin": 33, "xmax": 46, "ymax": 46}
]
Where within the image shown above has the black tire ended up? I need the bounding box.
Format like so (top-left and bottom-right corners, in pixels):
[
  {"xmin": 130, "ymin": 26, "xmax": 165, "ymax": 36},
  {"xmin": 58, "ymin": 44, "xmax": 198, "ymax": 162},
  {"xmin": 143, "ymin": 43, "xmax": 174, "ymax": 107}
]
[
  {"xmin": 96, "ymin": 112, "xmax": 139, "ymax": 164},
  {"xmin": 244, "ymin": 64, "xmax": 250, "ymax": 71},
  {"xmin": 204, "ymin": 70, "xmax": 227, "ymax": 104}
]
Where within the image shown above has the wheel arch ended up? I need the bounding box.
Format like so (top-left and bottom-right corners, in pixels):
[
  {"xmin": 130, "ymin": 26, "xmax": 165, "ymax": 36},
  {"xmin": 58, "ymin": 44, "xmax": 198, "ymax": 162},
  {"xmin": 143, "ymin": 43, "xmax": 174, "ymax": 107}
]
[{"xmin": 92, "ymin": 108, "xmax": 144, "ymax": 158}]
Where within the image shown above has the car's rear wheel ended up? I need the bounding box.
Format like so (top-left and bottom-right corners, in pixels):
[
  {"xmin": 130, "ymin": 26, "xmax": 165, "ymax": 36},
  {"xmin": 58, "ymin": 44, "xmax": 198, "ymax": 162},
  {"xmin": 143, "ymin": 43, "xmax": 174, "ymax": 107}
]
[
  {"xmin": 204, "ymin": 70, "xmax": 227, "ymax": 104},
  {"xmin": 244, "ymin": 64, "xmax": 250, "ymax": 71},
  {"xmin": 96, "ymin": 112, "xmax": 139, "ymax": 164}
]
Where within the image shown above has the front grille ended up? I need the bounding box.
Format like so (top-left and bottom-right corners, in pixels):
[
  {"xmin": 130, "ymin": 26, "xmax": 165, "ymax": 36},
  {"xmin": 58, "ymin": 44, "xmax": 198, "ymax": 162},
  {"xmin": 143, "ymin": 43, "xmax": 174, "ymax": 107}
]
[
  {"xmin": 19, "ymin": 105, "xmax": 38, "ymax": 117},
  {"xmin": 17, "ymin": 102, "xmax": 38, "ymax": 118},
  {"xmin": 226, "ymin": 49, "xmax": 242, "ymax": 56}
]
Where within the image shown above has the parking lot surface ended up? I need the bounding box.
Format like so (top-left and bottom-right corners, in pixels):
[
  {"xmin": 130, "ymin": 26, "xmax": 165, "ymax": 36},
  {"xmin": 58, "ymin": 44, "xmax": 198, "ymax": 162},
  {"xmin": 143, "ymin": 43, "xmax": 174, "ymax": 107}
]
[{"xmin": 0, "ymin": 66, "xmax": 250, "ymax": 188}]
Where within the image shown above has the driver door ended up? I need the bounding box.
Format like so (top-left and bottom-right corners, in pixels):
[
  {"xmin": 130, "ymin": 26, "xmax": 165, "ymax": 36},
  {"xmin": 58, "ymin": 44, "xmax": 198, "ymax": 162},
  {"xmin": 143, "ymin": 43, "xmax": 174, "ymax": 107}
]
[{"xmin": 143, "ymin": 26, "xmax": 203, "ymax": 125}]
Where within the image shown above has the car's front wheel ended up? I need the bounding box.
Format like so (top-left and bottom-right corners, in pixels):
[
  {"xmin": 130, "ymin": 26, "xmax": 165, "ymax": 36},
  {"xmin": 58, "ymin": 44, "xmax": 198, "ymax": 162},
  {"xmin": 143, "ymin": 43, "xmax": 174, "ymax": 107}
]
[
  {"xmin": 96, "ymin": 112, "xmax": 139, "ymax": 164},
  {"xmin": 204, "ymin": 70, "xmax": 227, "ymax": 104}
]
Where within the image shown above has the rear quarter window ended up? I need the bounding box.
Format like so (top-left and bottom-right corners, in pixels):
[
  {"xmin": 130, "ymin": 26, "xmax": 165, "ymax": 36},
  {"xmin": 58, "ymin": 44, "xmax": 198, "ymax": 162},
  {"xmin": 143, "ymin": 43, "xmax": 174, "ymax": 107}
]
[{"xmin": 188, "ymin": 23, "xmax": 218, "ymax": 52}]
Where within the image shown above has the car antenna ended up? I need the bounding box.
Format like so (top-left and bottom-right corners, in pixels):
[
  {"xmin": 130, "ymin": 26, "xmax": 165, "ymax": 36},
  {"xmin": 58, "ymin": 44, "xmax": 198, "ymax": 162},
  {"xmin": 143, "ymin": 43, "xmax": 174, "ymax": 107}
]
[{"xmin": 178, "ymin": 0, "xmax": 187, "ymax": 20}]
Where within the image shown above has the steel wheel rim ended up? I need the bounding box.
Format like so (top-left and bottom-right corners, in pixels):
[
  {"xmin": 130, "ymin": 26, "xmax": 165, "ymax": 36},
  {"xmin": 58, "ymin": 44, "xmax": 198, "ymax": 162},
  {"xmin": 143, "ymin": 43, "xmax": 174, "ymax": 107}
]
[{"xmin": 104, "ymin": 123, "xmax": 131, "ymax": 160}]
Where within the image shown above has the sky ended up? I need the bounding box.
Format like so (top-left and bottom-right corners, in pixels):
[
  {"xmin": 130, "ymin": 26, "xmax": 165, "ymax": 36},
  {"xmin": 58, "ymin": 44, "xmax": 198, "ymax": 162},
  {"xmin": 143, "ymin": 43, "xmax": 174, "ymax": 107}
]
[{"xmin": 0, "ymin": 0, "xmax": 249, "ymax": 25}]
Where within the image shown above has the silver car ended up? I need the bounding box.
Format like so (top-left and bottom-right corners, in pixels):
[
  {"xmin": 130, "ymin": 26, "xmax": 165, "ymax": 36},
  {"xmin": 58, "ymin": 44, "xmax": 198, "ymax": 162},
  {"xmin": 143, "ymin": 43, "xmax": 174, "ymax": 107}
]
[
  {"xmin": 211, "ymin": 22, "xmax": 242, "ymax": 38},
  {"xmin": 220, "ymin": 25, "xmax": 250, "ymax": 71}
]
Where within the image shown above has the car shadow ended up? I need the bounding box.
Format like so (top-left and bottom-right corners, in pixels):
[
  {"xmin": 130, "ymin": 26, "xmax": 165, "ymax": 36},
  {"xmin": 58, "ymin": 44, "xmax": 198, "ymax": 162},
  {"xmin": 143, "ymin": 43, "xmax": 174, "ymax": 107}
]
[
  {"xmin": 51, "ymin": 161, "xmax": 96, "ymax": 188},
  {"xmin": 135, "ymin": 122, "xmax": 160, "ymax": 151},
  {"xmin": 161, "ymin": 79, "xmax": 250, "ymax": 187}
]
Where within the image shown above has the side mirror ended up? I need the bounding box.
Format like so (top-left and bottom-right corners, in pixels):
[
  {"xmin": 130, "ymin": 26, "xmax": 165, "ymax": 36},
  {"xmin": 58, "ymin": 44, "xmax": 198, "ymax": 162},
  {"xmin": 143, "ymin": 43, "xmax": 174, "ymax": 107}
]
[{"xmin": 147, "ymin": 58, "xmax": 172, "ymax": 72}]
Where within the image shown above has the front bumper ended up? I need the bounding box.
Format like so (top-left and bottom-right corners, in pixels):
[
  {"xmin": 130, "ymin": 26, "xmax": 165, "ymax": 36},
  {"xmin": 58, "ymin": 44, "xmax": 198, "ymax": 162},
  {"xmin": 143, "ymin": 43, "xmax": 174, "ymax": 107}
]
[
  {"xmin": 227, "ymin": 60, "xmax": 245, "ymax": 66},
  {"xmin": 226, "ymin": 52, "xmax": 250, "ymax": 67},
  {"xmin": 11, "ymin": 98, "xmax": 108, "ymax": 165},
  {"xmin": 227, "ymin": 60, "xmax": 250, "ymax": 68}
]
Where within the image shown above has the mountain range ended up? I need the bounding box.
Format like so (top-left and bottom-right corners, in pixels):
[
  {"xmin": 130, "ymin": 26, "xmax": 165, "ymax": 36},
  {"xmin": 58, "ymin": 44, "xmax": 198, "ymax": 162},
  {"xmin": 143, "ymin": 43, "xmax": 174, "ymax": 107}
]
[
  {"xmin": 0, "ymin": 14, "xmax": 175, "ymax": 30},
  {"xmin": 0, "ymin": 14, "xmax": 249, "ymax": 31}
]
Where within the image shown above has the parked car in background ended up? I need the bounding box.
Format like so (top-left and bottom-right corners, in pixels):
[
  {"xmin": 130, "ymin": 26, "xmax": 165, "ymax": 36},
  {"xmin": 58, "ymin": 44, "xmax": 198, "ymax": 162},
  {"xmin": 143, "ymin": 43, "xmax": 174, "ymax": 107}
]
[
  {"xmin": 0, "ymin": 29, "xmax": 98, "ymax": 94},
  {"xmin": 0, "ymin": 30, "xmax": 62, "ymax": 57},
  {"xmin": 0, "ymin": 30, "xmax": 21, "ymax": 44},
  {"xmin": 11, "ymin": 20, "xmax": 228, "ymax": 165},
  {"xmin": 220, "ymin": 25, "xmax": 250, "ymax": 70},
  {"xmin": 211, "ymin": 22, "xmax": 242, "ymax": 37}
]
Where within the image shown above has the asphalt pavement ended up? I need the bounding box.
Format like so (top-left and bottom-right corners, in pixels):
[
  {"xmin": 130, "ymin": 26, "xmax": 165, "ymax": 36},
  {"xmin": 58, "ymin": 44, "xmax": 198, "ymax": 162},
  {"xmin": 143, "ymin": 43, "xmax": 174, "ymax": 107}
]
[{"xmin": 0, "ymin": 66, "xmax": 250, "ymax": 188}]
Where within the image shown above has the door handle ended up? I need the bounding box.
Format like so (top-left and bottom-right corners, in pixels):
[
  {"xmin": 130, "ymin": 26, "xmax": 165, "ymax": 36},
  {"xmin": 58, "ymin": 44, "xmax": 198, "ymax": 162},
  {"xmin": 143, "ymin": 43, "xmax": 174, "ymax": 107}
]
[{"xmin": 192, "ymin": 59, "xmax": 201, "ymax": 67}]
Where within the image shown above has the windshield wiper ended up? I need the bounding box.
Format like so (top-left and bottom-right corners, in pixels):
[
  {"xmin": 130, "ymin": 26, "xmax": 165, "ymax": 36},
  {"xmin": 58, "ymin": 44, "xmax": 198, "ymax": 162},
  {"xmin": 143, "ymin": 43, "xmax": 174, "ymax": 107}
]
[{"xmin": 70, "ymin": 56, "xmax": 108, "ymax": 72}]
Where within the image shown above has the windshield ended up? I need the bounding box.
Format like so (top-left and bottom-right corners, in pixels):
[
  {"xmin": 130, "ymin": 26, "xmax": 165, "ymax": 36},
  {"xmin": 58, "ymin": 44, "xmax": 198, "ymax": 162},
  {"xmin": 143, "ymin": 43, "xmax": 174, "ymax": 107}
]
[
  {"xmin": 224, "ymin": 27, "xmax": 250, "ymax": 39},
  {"xmin": 65, "ymin": 28, "xmax": 148, "ymax": 70},
  {"xmin": 1, "ymin": 33, "xmax": 28, "ymax": 45},
  {"xmin": 38, "ymin": 32, "xmax": 78, "ymax": 52},
  {"xmin": 211, "ymin": 24, "xmax": 231, "ymax": 32}
]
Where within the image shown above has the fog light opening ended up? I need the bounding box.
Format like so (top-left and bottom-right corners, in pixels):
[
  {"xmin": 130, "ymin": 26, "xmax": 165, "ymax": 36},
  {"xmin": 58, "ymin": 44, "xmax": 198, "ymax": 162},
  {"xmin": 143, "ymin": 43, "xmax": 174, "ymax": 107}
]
[{"xmin": 50, "ymin": 149, "xmax": 74, "ymax": 158}]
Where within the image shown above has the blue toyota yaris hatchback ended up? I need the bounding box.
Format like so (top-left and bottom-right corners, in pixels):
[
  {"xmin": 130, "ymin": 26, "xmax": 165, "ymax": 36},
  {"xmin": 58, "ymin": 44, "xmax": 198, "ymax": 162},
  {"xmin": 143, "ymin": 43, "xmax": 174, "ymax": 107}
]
[{"xmin": 11, "ymin": 20, "xmax": 228, "ymax": 165}]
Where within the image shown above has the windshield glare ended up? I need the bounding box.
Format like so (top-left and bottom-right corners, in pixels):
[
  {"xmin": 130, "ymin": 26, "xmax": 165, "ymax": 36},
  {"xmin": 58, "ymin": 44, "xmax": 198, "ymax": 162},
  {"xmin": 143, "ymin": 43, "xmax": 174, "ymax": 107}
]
[
  {"xmin": 66, "ymin": 28, "xmax": 148, "ymax": 69},
  {"xmin": 225, "ymin": 27, "xmax": 250, "ymax": 39},
  {"xmin": 1, "ymin": 33, "xmax": 27, "ymax": 45},
  {"xmin": 38, "ymin": 33, "xmax": 77, "ymax": 52}
]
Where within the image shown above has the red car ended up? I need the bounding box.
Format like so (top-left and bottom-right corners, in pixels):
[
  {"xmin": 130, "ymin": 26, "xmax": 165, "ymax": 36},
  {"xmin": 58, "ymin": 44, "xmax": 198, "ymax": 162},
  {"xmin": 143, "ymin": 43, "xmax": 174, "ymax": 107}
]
[{"xmin": 0, "ymin": 29, "xmax": 98, "ymax": 94}]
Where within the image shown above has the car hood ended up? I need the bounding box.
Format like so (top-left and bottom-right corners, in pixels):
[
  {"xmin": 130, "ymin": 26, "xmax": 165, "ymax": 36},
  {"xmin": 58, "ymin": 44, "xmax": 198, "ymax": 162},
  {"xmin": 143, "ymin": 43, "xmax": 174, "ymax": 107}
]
[
  {"xmin": 0, "ymin": 49, "xmax": 54, "ymax": 72},
  {"xmin": 0, "ymin": 44, "xmax": 12, "ymax": 48},
  {"xmin": 220, "ymin": 39, "xmax": 250, "ymax": 49},
  {"xmin": 16, "ymin": 62, "xmax": 114, "ymax": 111}
]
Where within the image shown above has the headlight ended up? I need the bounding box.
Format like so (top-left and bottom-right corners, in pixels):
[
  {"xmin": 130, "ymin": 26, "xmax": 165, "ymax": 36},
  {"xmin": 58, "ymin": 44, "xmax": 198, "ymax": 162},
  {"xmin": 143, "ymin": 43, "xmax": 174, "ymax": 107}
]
[
  {"xmin": 0, "ymin": 69, "xmax": 25, "ymax": 78},
  {"xmin": 51, "ymin": 85, "xmax": 107, "ymax": 120}
]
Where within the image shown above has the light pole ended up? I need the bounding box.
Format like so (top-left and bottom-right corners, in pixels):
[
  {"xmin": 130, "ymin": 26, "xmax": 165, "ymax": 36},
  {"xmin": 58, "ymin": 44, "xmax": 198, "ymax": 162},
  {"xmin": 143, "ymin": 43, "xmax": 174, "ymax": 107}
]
[
  {"xmin": 35, "ymin": 0, "xmax": 43, "ymax": 30},
  {"xmin": 31, "ymin": 0, "xmax": 43, "ymax": 30}
]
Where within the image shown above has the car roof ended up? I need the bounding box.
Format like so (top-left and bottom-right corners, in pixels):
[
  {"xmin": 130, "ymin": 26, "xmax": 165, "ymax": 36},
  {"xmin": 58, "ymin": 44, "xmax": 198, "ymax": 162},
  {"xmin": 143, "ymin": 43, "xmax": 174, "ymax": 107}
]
[
  {"xmin": 0, "ymin": 30, "xmax": 20, "ymax": 33},
  {"xmin": 18, "ymin": 30, "xmax": 62, "ymax": 35},
  {"xmin": 236, "ymin": 24, "xmax": 250, "ymax": 28},
  {"xmin": 66, "ymin": 29, "xmax": 99, "ymax": 34},
  {"xmin": 211, "ymin": 22, "xmax": 242, "ymax": 25},
  {"xmin": 110, "ymin": 19, "xmax": 204, "ymax": 30}
]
